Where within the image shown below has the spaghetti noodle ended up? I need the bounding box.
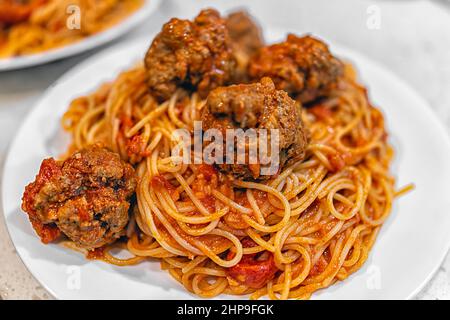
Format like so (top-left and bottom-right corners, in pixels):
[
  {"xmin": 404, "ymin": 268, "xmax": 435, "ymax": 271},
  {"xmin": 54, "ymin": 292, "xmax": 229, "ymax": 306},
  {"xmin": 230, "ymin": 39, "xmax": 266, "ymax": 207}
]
[{"xmin": 61, "ymin": 62, "xmax": 411, "ymax": 299}]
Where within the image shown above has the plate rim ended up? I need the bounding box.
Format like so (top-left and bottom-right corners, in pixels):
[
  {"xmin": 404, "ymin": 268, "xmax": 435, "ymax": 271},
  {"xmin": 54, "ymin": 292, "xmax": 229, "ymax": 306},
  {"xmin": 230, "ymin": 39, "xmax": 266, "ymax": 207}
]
[
  {"xmin": 0, "ymin": 0, "xmax": 161, "ymax": 71},
  {"xmin": 2, "ymin": 35, "xmax": 450, "ymax": 300}
]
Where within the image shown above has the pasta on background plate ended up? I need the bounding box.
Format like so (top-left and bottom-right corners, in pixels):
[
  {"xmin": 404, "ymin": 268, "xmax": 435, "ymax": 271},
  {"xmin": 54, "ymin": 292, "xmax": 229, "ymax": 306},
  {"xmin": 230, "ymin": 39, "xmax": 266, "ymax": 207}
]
[{"xmin": 0, "ymin": 0, "xmax": 144, "ymax": 58}]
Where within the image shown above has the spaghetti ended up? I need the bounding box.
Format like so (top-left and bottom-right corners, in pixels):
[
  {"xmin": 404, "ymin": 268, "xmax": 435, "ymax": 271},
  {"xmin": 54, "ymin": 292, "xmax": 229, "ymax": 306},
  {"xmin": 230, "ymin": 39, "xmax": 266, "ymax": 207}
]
[
  {"xmin": 61, "ymin": 62, "xmax": 411, "ymax": 299},
  {"xmin": 0, "ymin": 0, "xmax": 144, "ymax": 58}
]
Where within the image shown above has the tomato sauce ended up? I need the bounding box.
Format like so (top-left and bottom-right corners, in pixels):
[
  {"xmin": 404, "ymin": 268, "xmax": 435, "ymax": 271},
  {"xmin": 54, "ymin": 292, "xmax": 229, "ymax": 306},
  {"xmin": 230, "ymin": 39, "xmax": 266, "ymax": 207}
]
[
  {"xmin": 86, "ymin": 247, "xmax": 105, "ymax": 260},
  {"xmin": 22, "ymin": 158, "xmax": 62, "ymax": 243},
  {"xmin": 226, "ymin": 238, "xmax": 278, "ymax": 289},
  {"xmin": 126, "ymin": 134, "xmax": 150, "ymax": 158},
  {"xmin": 29, "ymin": 218, "xmax": 61, "ymax": 244},
  {"xmin": 197, "ymin": 164, "xmax": 217, "ymax": 182},
  {"xmin": 309, "ymin": 104, "xmax": 333, "ymax": 120},
  {"xmin": 200, "ymin": 194, "xmax": 216, "ymax": 212}
]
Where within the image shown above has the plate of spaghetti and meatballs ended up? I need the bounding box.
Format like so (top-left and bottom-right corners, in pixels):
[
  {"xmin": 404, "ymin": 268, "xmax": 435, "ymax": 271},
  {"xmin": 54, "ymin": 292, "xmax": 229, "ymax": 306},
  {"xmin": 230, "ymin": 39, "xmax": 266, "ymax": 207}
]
[
  {"xmin": 0, "ymin": 0, "xmax": 161, "ymax": 71},
  {"xmin": 3, "ymin": 8, "xmax": 450, "ymax": 300}
]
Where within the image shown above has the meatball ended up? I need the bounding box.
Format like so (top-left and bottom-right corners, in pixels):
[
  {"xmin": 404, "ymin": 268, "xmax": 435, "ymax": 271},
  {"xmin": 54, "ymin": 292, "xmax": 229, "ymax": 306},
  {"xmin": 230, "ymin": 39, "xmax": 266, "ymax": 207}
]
[
  {"xmin": 248, "ymin": 34, "xmax": 344, "ymax": 104},
  {"xmin": 144, "ymin": 9, "xmax": 237, "ymax": 101},
  {"xmin": 225, "ymin": 10, "xmax": 264, "ymax": 76},
  {"xmin": 201, "ymin": 77, "xmax": 308, "ymax": 180},
  {"xmin": 22, "ymin": 145, "xmax": 136, "ymax": 249}
]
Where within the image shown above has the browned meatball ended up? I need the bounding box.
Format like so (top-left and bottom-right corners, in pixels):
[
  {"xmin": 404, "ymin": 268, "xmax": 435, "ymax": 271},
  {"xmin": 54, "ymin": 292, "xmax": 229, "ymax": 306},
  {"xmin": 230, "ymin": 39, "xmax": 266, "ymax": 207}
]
[
  {"xmin": 225, "ymin": 11, "xmax": 264, "ymax": 70},
  {"xmin": 22, "ymin": 145, "xmax": 136, "ymax": 249},
  {"xmin": 201, "ymin": 77, "xmax": 309, "ymax": 180},
  {"xmin": 248, "ymin": 34, "xmax": 344, "ymax": 104},
  {"xmin": 144, "ymin": 9, "xmax": 237, "ymax": 101}
]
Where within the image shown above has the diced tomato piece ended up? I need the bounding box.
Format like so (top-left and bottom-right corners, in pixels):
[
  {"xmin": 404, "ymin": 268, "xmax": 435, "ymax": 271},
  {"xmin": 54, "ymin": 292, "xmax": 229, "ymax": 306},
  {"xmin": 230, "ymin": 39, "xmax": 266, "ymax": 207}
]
[{"xmin": 226, "ymin": 238, "xmax": 278, "ymax": 289}]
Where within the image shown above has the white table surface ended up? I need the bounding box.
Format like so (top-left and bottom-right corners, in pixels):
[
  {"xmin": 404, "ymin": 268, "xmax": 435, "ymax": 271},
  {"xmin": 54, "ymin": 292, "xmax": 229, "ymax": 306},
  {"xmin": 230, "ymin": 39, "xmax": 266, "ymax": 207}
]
[{"xmin": 1, "ymin": 0, "xmax": 449, "ymax": 300}]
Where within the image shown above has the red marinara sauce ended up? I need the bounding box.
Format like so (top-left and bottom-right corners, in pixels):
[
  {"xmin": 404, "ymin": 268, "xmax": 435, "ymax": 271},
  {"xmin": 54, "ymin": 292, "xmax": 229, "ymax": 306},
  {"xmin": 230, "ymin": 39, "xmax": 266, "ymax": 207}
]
[
  {"xmin": 226, "ymin": 238, "xmax": 278, "ymax": 289},
  {"xmin": 22, "ymin": 158, "xmax": 62, "ymax": 244}
]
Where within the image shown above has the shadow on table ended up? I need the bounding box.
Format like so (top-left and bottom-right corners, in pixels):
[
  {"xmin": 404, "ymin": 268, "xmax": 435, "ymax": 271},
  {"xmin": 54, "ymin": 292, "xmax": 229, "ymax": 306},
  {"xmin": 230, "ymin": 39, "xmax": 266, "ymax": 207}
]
[{"xmin": 0, "ymin": 55, "xmax": 90, "ymax": 96}]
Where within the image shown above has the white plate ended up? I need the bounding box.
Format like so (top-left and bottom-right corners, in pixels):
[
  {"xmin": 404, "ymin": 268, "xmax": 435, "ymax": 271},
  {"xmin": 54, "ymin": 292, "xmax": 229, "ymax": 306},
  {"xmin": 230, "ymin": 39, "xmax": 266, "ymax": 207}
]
[
  {"xmin": 3, "ymin": 29, "xmax": 450, "ymax": 300},
  {"xmin": 0, "ymin": 0, "xmax": 161, "ymax": 71}
]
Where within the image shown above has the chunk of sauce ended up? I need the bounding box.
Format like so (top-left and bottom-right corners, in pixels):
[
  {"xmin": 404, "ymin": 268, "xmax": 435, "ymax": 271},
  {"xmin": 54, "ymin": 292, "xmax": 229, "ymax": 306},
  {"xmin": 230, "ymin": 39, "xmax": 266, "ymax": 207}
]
[
  {"xmin": 127, "ymin": 134, "xmax": 150, "ymax": 158},
  {"xmin": 309, "ymin": 248, "xmax": 331, "ymax": 277},
  {"xmin": 197, "ymin": 164, "xmax": 217, "ymax": 182},
  {"xmin": 151, "ymin": 175, "xmax": 179, "ymax": 200},
  {"xmin": 86, "ymin": 246, "xmax": 105, "ymax": 260},
  {"xmin": 77, "ymin": 205, "xmax": 91, "ymax": 223},
  {"xmin": 309, "ymin": 104, "xmax": 333, "ymax": 121},
  {"xmin": 226, "ymin": 238, "xmax": 278, "ymax": 289},
  {"xmin": 22, "ymin": 158, "xmax": 62, "ymax": 243},
  {"xmin": 29, "ymin": 219, "xmax": 61, "ymax": 244},
  {"xmin": 327, "ymin": 151, "xmax": 352, "ymax": 172}
]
